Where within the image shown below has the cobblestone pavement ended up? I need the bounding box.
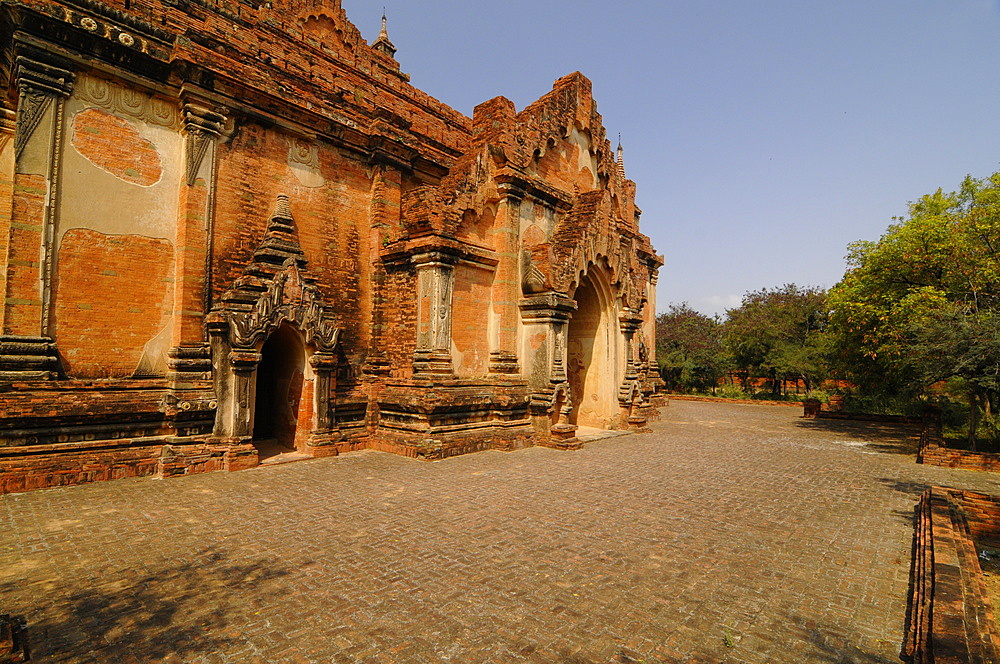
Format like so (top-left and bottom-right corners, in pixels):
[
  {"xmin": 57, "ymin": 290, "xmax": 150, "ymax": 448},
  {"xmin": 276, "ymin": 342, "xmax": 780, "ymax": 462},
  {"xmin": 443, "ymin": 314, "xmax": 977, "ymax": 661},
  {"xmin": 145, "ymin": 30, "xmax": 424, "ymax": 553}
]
[{"xmin": 4, "ymin": 401, "xmax": 1000, "ymax": 664}]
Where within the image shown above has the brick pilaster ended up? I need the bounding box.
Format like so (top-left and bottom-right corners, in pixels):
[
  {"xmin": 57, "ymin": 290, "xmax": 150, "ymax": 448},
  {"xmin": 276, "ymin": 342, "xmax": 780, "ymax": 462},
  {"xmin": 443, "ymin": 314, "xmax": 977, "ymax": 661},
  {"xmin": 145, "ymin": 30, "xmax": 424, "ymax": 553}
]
[
  {"xmin": 489, "ymin": 181, "xmax": 523, "ymax": 375},
  {"xmin": 412, "ymin": 251, "xmax": 455, "ymax": 377},
  {"xmin": 0, "ymin": 54, "xmax": 74, "ymax": 380},
  {"xmin": 167, "ymin": 102, "xmax": 226, "ymax": 385}
]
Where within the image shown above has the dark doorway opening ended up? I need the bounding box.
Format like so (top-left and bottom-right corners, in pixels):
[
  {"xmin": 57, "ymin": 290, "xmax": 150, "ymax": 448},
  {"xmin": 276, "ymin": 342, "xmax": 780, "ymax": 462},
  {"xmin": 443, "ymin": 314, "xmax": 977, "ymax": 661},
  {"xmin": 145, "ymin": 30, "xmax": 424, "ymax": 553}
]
[{"xmin": 253, "ymin": 324, "xmax": 306, "ymax": 460}]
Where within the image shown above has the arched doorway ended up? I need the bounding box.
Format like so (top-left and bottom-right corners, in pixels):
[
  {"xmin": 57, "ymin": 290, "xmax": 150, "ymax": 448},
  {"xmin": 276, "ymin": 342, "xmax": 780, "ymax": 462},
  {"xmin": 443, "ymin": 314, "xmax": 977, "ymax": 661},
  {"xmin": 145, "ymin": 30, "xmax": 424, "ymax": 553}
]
[
  {"xmin": 253, "ymin": 323, "xmax": 307, "ymax": 458},
  {"xmin": 566, "ymin": 267, "xmax": 619, "ymax": 428}
]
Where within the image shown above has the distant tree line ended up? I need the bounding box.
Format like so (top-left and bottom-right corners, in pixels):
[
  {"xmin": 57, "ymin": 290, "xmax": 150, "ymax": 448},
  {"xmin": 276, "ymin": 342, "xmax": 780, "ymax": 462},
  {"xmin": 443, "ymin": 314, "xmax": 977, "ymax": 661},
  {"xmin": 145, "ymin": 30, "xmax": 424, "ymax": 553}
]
[{"xmin": 657, "ymin": 170, "xmax": 1000, "ymax": 450}]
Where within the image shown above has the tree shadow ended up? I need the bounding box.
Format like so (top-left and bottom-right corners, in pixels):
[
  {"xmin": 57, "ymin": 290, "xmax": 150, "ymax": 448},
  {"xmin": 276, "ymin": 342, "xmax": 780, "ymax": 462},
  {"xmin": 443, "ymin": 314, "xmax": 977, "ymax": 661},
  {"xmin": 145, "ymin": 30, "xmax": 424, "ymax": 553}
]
[
  {"xmin": 795, "ymin": 418, "xmax": 921, "ymax": 455},
  {"xmin": 3, "ymin": 547, "xmax": 294, "ymax": 661},
  {"xmin": 789, "ymin": 614, "xmax": 904, "ymax": 664},
  {"xmin": 876, "ymin": 478, "xmax": 931, "ymax": 497}
]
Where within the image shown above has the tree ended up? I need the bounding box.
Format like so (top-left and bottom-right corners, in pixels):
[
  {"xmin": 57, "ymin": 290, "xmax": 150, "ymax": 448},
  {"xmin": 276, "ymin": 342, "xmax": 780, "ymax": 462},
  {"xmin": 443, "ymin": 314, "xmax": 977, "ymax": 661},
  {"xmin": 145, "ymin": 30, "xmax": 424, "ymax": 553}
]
[
  {"xmin": 828, "ymin": 172, "xmax": 1000, "ymax": 448},
  {"xmin": 655, "ymin": 304, "xmax": 728, "ymax": 393},
  {"xmin": 721, "ymin": 285, "xmax": 829, "ymax": 395}
]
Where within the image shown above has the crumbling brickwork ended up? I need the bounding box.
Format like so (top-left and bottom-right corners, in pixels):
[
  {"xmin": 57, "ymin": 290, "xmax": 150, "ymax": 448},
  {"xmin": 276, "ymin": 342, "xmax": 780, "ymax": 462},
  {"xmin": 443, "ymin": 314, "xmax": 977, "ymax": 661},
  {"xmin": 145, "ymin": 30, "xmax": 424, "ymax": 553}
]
[
  {"xmin": 907, "ymin": 487, "xmax": 1000, "ymax": 664},
  {"xmin": 0, "ymin": 0, "xmax": 662, "ymax": 493}
]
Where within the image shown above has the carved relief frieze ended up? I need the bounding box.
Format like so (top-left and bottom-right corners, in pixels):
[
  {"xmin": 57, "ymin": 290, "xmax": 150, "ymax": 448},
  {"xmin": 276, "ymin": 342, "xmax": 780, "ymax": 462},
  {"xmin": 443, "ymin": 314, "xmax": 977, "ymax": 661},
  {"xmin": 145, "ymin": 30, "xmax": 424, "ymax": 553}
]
[
  {"xmin": 75, "ymin": 74, "xmax": 179, "ymax": 129},
  {"xmin": 521, "ymin": 250, "xmax": 547, "ymax": 295},
  {"xmin": 619, "ymin": 379, "xmax": 645, "ymax": 407},
  {"xmin": 285, "ymin": 135, "xmax": 324, "ymax": 188},
  {"xmin": 287, "ymin": 137, "xmax": 320, "ymax": 170},
  {"xmin": 14, "ymin": 92, "xmax": 52, "ymax": 162}
]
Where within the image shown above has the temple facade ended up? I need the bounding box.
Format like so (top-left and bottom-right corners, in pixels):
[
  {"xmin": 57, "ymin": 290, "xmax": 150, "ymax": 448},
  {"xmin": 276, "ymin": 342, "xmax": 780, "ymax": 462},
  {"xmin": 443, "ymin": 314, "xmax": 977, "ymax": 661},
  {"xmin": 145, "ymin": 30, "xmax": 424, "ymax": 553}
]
[{"xmin": 0, "ymin": 0, "xmax": 663, "ymax": 493}]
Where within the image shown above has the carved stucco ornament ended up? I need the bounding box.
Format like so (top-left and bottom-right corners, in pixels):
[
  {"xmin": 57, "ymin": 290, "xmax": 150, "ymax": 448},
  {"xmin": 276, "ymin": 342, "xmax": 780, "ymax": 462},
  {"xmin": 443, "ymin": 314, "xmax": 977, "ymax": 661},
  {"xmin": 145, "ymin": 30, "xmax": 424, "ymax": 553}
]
[
  {"xmin": 229, "ymin": 258, "xmax": 341, "ymax": 353},
  {"xmin": 14, "ymin": 91, "xmax": 51, "ymax": 161},
  {"xmin": 184, "ymin": 103, "xmax": 226, "ymax": 186},
  {"xmin": 521, "ymin": 250, "xmax": 547, "ymax": 295},
  {"xmin": 13, "ymin": 56, "xmax": 74, "ymax": 161},
  {"xmin": 76, "ymin": 74, "xmax": 178, "ymax": 127}
]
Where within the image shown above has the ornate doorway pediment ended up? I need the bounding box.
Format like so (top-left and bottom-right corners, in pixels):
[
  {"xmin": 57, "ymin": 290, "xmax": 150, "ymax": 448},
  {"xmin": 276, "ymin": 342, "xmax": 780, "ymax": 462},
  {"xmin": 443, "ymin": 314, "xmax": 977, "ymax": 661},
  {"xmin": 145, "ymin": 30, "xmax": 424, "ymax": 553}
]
[
  {"xmin": 228, "ymin": 258, "xmax": 340, "ymax": 352},
  {"xmin": 211, "ymin": 194, "xmax": 340, "ymax": 352},
  {"xmin": 208, "ymin": 195, "xmax": 341, "ymax": 444}
]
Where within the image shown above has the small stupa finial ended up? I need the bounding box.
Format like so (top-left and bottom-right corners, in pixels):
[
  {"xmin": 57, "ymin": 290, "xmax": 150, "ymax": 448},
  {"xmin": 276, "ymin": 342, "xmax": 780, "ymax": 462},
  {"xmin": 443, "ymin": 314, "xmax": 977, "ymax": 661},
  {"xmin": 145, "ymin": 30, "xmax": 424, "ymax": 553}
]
[
  {"xmin": 373, "ymin": 8, "xmax": 397, "ymax": 58},
  {"xmin": 616, "ymin": 135, "xmax": 625, "ymax": 177}
]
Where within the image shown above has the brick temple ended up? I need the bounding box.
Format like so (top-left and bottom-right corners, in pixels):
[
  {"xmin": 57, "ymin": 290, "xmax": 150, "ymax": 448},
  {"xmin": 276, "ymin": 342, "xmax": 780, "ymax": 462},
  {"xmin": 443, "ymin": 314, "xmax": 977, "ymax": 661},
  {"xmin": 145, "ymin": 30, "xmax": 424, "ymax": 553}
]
[{"xmin": 0, "ymin": 0, "xmax": 662, "ymax": 493}]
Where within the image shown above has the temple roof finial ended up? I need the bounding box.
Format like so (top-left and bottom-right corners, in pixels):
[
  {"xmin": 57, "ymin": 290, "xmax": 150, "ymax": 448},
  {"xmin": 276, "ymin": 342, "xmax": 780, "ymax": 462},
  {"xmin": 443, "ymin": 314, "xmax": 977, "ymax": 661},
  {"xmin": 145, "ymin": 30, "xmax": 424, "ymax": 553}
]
[
  {"xmin": 616, "ymin": 135, "xmax": 625, "ymax": 177},
  {"xmin": 373, "ymin": 8, "xmax": 397, "ymax": 58}
]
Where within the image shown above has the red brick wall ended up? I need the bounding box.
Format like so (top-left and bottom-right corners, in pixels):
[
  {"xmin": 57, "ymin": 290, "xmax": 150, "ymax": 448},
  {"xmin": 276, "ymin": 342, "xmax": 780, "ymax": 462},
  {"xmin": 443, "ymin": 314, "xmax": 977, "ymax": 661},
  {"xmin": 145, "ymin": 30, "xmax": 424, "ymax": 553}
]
[
  {"xmin": 53, "ymin": 229, "xmax": 174, "ymax": 377},
  {"xmin": 3, "ymin": 173, "xmax": 46, "ymax": 334},
  {"xmin": 383, "ymin": 267, "xmax": 416, "ymax": 379},
  {"xmin": 293, "ymin": 377, "xmax": 314, "ymax": 449},
  {"xmin": 70, "ymin": 108, "xmax": 162, "ymax": 186},
  {"xmin": 921, "ymin": 447, "xmax": 1000, "ymax": 472},
  {"xmin": 907, "ymin": 487, "xmax": 1000, "ymax": 663},
  {"xmin": 213, "ymin": 124, "xmax": 374, "ymax": 363},
  {"xmin": 451, "ymin": 263, "xmax": 492, "ymax": 377},
  {"xmin": 0, "ymin": 442, "xmax": 161, "ymax": 494}
]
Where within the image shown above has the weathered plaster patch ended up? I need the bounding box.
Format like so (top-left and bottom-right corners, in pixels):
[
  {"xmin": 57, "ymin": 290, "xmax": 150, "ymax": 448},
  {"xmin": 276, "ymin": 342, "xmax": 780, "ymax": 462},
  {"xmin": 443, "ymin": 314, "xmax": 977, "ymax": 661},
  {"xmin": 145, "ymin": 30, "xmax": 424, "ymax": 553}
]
[
  {"xmin": 59, "ymin": 96, "xmax": 181, "ymax": 244},
  {"xmin": 134, "ymin": 324, "xmax": 172, "ymax": 377}
]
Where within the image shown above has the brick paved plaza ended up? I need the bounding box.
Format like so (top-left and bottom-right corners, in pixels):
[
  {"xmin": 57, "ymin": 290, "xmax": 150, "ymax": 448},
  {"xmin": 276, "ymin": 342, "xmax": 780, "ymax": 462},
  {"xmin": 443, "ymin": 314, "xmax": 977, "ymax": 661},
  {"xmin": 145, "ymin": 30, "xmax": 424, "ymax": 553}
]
[{"xmin": 3, "ymin": 401, "xmax": 1000, "ymax": 664}]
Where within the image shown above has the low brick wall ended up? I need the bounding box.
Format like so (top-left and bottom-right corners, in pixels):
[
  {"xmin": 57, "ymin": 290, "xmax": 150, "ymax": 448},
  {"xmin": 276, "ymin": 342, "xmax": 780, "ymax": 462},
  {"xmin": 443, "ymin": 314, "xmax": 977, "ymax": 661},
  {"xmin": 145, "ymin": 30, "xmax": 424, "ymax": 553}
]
[
  {"xmin": 667, "ymin": 394, "xmax": 802, "ymax": 407},
  {"xmin": 0, "ymin": 438, "xmax": 165, "ymax": 494},
  {"xmin": 918, "ymin": 416, "xmax": 1000, "ymax": 472},
  {"xmin": 801, "ymin": 399, "xmax": 923, "ymax": 424},
  {"xmin": 921, "ymin": 447, "xmax": 1000, "ymax": 472},
  {"xmin": 906, "ymin": 487, "xmax": 1000, "ymax": 663}
]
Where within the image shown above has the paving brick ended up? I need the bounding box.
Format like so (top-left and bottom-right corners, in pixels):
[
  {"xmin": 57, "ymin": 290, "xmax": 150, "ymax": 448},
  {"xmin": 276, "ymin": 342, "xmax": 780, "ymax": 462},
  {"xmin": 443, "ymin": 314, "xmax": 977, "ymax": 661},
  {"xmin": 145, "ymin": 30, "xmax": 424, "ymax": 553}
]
[{"xmin": 3, "ymin": 401, "xmax": 1000, "ymax": 662}]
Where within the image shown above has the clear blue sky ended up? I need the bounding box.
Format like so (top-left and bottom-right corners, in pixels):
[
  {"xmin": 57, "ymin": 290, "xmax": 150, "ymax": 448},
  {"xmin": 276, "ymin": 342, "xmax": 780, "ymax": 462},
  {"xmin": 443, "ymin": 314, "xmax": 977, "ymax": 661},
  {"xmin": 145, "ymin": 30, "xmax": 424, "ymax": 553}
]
[{"xmin": 342, "ymin": 0, "xmax": 1000, "ymax": 317}]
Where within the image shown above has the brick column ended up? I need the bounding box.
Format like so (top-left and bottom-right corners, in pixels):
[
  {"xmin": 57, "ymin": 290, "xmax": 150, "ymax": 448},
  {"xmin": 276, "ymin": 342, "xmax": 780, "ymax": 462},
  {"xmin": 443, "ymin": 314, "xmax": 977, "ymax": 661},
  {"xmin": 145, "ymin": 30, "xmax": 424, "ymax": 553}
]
[
  {"xmin": 619, "ymin": 310, "xmax": 642, "ymax": 389},
  {"xmin": 520, "ymin": 294, "xmax": 578, "ymax": 443},
  {"xmin": 0, "ymin": 107, "xmax": 16, "ymax": 310},
  {"xmin": 412, "ymin": 251, "xmax": 455, "ymax": 377},
  {"xmin": 225, "ymin": 348, "xmax": 260, "ymax": 439},
  {"xmin": 489, "ymin": 181, "xmax": 523, "ymax": 375},
  {"xmin": 645, "ymin": 269, "xmax": 659, "ymax": 370},
  {"xmin": 0, "ymin": 54, "xmax": 74, "ymax": 380},
  {"xmin": 167, "ymin": 102, "xmax": 227, "ymax": 385}
]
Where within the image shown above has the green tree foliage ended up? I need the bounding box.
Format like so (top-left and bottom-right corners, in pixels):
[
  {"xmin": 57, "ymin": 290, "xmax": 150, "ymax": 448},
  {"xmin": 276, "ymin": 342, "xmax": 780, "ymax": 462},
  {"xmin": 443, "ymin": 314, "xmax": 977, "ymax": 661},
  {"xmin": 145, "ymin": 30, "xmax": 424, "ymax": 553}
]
[
  {"xmin": 721, "ymin": 284, "xmax": 829, "ymax": 395},
  {"xmin": 655, "ymin": 304, "xmax": 728, "ymax": 393},
  {"xmin": 828, "ymin": 172, "xmax": 1000, "ymax": 448}
]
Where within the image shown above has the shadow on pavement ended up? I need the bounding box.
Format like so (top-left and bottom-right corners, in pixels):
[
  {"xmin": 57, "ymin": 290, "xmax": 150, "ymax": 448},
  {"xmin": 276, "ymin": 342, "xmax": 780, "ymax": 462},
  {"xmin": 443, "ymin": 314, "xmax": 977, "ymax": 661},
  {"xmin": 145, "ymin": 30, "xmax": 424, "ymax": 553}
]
[
  {"xmin": 794, "ymin": 418, "xmax": 921, "ymax": 455},
  {"xmin": 3, "ymin": 547, "xmax": 293, "ymax": 662},
  {"xmin": 876, "ymin": 478, "xmax": 930, "ymax": 497},
  {"xmin": 793, "ymin": 614, "xmax": 903, "ymax": 664}
]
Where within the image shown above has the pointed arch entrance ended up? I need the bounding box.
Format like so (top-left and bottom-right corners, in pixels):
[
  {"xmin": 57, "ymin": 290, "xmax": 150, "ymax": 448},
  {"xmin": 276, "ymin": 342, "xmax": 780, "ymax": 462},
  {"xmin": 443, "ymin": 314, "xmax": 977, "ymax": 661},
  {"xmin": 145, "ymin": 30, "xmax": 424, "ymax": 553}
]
[{"xmin": 566, "ymin": 265, "xmax": 620, "ymax": 428}]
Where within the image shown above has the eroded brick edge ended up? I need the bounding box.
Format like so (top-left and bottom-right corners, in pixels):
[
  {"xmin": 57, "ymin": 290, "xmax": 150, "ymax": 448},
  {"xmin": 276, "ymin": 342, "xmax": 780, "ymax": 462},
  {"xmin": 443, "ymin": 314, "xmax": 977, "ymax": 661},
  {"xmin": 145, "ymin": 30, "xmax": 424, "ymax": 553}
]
[{"xmin": 906, "ymin": 487, "xmax": 1000, "ymax": 663}]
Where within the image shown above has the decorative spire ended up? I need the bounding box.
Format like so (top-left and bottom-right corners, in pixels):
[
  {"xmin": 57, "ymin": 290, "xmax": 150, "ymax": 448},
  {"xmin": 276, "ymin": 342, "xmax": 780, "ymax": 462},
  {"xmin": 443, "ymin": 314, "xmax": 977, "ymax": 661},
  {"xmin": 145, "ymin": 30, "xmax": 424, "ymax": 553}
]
[
  {"xmin": 616, "ymin": 135, "xmax": 625, "ymax": 177},
  {"xmin": 267, "ymin": 193, "xmax": 296, "ymax": 234},
  {"xmin": 372, "ymin": 9, "xmax": 397, "ymax": 58}
]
